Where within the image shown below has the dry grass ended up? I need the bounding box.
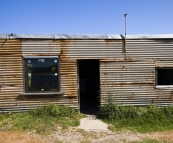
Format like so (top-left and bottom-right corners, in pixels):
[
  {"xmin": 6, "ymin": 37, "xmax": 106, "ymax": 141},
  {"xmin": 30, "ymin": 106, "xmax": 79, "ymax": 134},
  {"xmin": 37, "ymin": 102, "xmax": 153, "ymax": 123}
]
[
  {"xmin": 147, "ymin": 130, "xmax": 173, "ymax": 143},
  {"xmin": 0, "ymin": 131, "xmax": 44, "ymax": 143},
  {"xmin": 1, "ymin": 129, "xmax": 173, "ymax": 143}
]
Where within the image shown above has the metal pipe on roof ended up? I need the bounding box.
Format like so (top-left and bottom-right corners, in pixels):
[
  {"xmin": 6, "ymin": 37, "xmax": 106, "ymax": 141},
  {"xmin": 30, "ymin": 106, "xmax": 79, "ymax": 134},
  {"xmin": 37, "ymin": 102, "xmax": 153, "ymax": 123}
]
[{"xmin": 124, "ymin": 14, "xmax": 127, "ymax": 54}]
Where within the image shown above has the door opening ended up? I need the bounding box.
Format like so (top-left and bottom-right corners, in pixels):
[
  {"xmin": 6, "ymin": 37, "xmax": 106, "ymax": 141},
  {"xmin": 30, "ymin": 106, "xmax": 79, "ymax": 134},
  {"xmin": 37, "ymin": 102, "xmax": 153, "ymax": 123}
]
[{"xmin": 78, "ymin": 60, "xmax": 100, "ymax": 115}]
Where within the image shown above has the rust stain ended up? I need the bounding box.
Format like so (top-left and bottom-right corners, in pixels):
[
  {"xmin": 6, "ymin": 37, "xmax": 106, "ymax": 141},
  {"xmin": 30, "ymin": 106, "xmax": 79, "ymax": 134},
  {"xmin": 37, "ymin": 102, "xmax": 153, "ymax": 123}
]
[
  {"xmin": 56, "ymin": 39, "xmax": 78, "ymax": 98},
  {"xmin": 0, "ymin": 40, "xmax": 22, "ymax": 71},
  {"xmin": 125, "ymin": 57, "xmax": 132, "ymax": 61},
  {"xmin": 0, "ymin": 39, "xmax": 23, "ymax": 111},
  {"xmin": 120, "ymin": 82, "xmax": 125, "ymax": 85},
  {"xmin": 57, "ymin": 39, "xmax": 72, "ymax": 60},
  {"xmin": 171, "ymin": 92, "xmax": 173, "ymax": 100}
]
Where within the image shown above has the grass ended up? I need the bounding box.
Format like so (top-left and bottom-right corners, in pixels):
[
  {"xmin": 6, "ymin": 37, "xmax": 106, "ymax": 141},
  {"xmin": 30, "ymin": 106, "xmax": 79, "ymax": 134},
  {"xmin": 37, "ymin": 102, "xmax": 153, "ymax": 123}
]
[
  {"xmin": 97, "ymin": 103, "xmax": 173, "ymax": 133},
  {"xmin": 0, "ymin": 104, "xmax": 84, "ymax": 134},
  {"xmin": 131, "ymin": 138, "xmax": 162, "ymax": 143}
]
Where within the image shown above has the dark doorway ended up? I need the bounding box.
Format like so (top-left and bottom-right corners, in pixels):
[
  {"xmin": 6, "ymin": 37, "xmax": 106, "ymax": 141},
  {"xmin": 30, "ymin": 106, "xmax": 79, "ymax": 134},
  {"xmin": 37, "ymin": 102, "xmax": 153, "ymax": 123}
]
[{"xmin": 78, "ymin": 60, "xmax": 100, "ymax": 115}]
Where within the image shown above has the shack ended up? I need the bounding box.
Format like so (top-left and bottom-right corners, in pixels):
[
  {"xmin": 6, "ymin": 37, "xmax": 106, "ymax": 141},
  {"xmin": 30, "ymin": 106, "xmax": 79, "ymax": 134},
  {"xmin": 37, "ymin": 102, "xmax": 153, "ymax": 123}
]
[{"xmin": 0, "ymin": 34, "xmax": 173, "ymax": 113}]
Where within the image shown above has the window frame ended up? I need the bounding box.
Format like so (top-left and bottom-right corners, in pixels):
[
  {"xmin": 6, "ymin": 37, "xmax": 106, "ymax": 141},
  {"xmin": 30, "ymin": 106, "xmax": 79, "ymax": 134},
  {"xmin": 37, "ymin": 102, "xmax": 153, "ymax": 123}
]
[
  {"xmin": 155, "ymin": 67, "xmax": 173, "ymax": 89},
  {"xmin": 23, "ymin": 56, "xmax": 60, "ymax": 93}
]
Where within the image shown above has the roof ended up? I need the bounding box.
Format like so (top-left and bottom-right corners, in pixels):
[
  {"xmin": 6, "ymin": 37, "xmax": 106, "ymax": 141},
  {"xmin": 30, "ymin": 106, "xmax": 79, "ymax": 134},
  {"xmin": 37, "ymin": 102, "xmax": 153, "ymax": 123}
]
[
  {"xmin": 0, "ymin": 34, "xmax": 121, "ymax": 39},
  {"xmin": 0, "ymin": 34, "xmax": 173, "ymax": 39}
]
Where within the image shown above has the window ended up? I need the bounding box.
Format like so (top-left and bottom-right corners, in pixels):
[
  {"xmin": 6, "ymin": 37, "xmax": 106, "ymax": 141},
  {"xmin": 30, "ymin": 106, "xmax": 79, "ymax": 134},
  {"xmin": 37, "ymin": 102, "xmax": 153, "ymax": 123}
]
[
  {"xmin": 156, "ymin": 68, "xmax": 173, "ymax": 86},
  {"xmin": 24, "ymin": 56, "xmax": 59, "ymax": 92}
]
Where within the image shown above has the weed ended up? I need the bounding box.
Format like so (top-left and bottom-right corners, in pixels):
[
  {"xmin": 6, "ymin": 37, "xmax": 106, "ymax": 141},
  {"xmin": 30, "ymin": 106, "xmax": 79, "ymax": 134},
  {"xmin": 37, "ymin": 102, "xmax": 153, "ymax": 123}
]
[
  {"xmin": 97, "ymin": 103, "xmax": 173, "ymax": 133},
  {"xmin": 0, "ymin": 104, "xmax": 83, "ymax": 135}
]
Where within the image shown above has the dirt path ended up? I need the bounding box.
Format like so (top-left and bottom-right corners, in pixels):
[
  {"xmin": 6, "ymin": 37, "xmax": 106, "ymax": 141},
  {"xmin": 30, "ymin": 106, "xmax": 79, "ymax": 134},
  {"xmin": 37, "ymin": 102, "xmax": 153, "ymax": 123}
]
[
  {"xmin": 44, "ymin": 128, "xmax": 144, "ymax": 143},
  {"xmin": 44, "ymin": 116, "xmax": 144, "ymax": 143}
]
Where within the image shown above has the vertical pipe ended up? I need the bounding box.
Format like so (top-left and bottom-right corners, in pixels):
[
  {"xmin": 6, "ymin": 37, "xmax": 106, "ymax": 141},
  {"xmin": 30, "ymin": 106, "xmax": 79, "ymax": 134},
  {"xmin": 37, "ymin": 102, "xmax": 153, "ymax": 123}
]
[{"xmin": 124, "ymin": 14, "xmax": 127, "ymax": 54}]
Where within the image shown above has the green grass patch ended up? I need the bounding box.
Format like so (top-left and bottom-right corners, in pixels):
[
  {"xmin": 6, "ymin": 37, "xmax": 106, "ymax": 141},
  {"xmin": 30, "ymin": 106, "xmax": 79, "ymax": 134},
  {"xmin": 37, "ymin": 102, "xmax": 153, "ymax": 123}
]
[
  {"xmin": 0, "ymin": 104, "xmax": 83, "ymax": 134},
  {"xmin": 97, "ymin": 104, "xmax": 173, "ymax": 133},
  {"xmin": 131, "ymin": 138, "xmax": 161, "ymax": 143}
]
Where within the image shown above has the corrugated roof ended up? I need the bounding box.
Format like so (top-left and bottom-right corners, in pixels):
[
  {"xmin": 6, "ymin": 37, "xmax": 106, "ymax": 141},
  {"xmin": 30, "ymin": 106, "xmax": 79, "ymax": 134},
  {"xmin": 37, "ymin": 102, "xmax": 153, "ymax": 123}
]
[{"xmin": 0, "ymin": 34, "xmax": 173, "ymax": 39}]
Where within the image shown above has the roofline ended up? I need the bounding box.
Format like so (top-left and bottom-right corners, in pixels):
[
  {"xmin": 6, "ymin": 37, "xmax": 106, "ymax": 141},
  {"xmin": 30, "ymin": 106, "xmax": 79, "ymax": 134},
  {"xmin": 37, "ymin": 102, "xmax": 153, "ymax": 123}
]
[
  {"xmin": 0, "ymin": 34, "xmax": 122, "ymax": 39},
  {"xmin": 0, "ymin": 34, "xmax": 173, "ymax": 39}
]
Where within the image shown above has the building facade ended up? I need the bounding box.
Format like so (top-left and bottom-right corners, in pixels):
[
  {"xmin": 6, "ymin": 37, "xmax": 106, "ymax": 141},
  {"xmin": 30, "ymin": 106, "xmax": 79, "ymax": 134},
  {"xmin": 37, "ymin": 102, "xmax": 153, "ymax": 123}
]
[{"xmin": 0, "ymin": 34, "xmax": 173, "ymax": 112}]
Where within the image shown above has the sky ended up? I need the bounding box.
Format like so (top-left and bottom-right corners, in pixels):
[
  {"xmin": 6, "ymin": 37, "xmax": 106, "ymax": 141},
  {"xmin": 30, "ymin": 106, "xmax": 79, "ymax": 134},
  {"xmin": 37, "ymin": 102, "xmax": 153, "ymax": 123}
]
[{"xmin": 0, "ymin": 0, "xmax": 173, "ymax": 35}]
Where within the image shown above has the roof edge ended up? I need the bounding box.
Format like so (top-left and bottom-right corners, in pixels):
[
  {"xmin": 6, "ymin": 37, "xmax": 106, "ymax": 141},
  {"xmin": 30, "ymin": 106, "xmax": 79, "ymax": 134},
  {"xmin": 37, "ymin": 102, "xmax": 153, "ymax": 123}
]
[
  {"xmin": 0, "ymin": 34, "xmax": 173, "ymax": 39},
  {"xmin": 0, "ymin": 34, "xmax": 122, "ymax": 39}
]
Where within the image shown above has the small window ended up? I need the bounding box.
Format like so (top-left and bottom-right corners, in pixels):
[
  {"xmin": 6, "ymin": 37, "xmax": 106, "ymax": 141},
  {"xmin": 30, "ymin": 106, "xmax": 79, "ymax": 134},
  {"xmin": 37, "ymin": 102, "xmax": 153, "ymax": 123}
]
[
  {"xmin": 24, "ymin": 56, "xmax": 59, "ymax": 92},
  {"xmin": 156, "ymin": 68, "xmax": 173, "ymax": 85}
]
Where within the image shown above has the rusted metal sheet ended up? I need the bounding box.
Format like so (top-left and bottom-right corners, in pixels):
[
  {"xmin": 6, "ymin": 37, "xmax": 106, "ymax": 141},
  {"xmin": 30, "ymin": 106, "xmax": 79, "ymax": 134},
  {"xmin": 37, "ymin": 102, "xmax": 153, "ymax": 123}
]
[
  {"xmin": 58, "ymin": 39, "xmax": 124, "ymax": 100},
  {"xmin": 22, "ymin": 40, "xmax": 61, "ymax": 55},
  {"xmin": 60, "ymin": 60, "xmax": 78, "ymax": 97},
  {"xmin": 100, "ymin": 60, "xmax": 173, "ymax": 106},
  {"xmin": 0, "ymin": 96, "xmax": 78, "ymax": 112},
  {"xmin": 1, "ymin": 37, "xmax": 173, "ymax": 112},
  {"xmin": 21, "ymin": 40, "xmax": 78, "ymax": 109},
  {"xmin": 0, "ymin": 39, "xmax": 78, "ymax": 112},
  {"xmin": 58, "ymin": 39, "xmax": 124, "ymax": 61},
  {"xmin": 155, "ymin": 60, "xmax": 173, "ymax": 67},
  {"xmin": 126, "ymin": 39, "xmax": 173, "ymax": 61},
  {"xmin": 0, "ymin": 39, "xmax": 23, "ymax": 112}
]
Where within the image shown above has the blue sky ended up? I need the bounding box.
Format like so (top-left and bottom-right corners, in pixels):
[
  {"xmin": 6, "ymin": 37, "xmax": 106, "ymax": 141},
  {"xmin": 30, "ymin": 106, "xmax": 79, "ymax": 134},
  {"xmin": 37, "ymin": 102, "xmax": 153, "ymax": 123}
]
[{"xmin": 0, "ymin": 0, "xmax": 173, "ymax": 34}]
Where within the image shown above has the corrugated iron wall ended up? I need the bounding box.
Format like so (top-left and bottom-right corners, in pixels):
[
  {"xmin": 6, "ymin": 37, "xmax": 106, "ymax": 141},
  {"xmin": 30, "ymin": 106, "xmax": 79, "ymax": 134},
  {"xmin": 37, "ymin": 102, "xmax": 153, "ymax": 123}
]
[
  {"xmin": 100, "ymin": 39, "xmax": 173, "ymax": 106},
  {"xmin": 21, "ymin": 40, "xmax": 78, "ymax": 110},
  {"xmin": 59, "ymin": 39, "xmax": 123, "ymax": 104},
  {"xmin": 126, "ymin": 39, "xmax": 173, "ymax": 60},
  {"xmin": 0, "ymin": 39, "xmax": 23, "ymax": 112},
  {"xmin": 0, "ymin": 39, "xmax": 123, "ymax": 112},
  {"xmin": 100, "ymin": 61, "xmax": 157, "ymax": 105},
  {"xmin": 59, "ymin": 40, "xmax": 123, "ymax": 60},
  {"xmin": 1, "ymin": 38, "xmax": 173, "ymax": 112}
]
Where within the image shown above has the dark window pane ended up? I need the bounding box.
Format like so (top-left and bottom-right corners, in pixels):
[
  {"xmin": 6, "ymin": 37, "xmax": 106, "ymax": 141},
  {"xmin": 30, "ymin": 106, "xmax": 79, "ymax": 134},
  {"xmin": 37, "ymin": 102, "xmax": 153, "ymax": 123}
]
[
  {"xmin": 157, "ymin": 69, "xmax": 173, "ymax": 85},
  {"xmin": 26, "ymin": 58, "xmax": 59, "ymax": 92}
]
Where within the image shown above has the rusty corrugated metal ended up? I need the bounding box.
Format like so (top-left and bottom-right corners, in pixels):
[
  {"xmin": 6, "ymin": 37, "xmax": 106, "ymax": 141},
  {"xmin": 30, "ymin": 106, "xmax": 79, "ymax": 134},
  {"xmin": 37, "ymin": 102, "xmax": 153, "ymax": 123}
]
[
  {"xmin": 20, "ymin": 39, "xmax": 123, "ymax": 111},
  {"xmin": 126, "ymin": 39, "xmax": 173, "ymax": 60},
  {"xmin": 22, "ymin": 40, "xmax": 78, "ymax": 110},
  {"xmin": 0, "ymin": 39, "xmax": 24, "ymax": 112},
  {"xmin": 58, "ymin": 39, "xmax": 123, "ymax": 99},
  {"xmin": 59, "ymin": 39, "xmax": 123, "ymax": 60},
  {"xmin": 100, "ymin": 61, "xmax": 156, "ymax": 105},
  {"xmin": 100, "ymin": 39, "xmax": 173, "ymax": 106},
  {"xmin": 1, "ymin": 37, "xmax": 173, "ymax": 112},
  {"xmin": 22, "ymin": 40, "xmax": 61, "ymax": 55},
  {"xmin": 0, "ymin": 39, "xmax": 78, "ymax": 112},
  {"xmin": 58, "ymin": 39, "xmax": 124, "ymax": 101},
  {"xmin": 100, "ymin": 60, "xmax": 173, "ymax": 106}
]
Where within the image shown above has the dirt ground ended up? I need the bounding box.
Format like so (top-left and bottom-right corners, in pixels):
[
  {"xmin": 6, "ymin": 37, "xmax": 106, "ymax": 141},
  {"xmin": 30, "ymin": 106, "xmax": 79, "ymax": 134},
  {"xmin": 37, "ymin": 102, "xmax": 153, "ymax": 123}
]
[
  {"xmin": 0, "ymin": 131, "xmax": 43, "ymax": 143},
  {"xmin": 1, "ymin": 117, "xmax": 173, "ymax": 143},
  {"xmin": 1, "ymin": 128, "xmax": 173, "ymax": 143},
  {"xmin": 1, "ymin": 129, "xmax": 173, "ymax": 143}
]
